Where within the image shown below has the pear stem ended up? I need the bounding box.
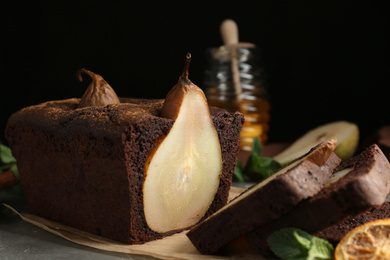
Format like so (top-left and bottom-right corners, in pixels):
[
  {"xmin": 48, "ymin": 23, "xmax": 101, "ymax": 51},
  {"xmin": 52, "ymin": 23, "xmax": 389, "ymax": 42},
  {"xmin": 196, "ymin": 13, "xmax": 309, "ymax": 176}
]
[
  {"xmin": 181, "ymin": 53, "xmax": 191, "ymax": 80},
  {"xmin": 76, "ymin": 68, "xmax": 94, "ymax": 83}
]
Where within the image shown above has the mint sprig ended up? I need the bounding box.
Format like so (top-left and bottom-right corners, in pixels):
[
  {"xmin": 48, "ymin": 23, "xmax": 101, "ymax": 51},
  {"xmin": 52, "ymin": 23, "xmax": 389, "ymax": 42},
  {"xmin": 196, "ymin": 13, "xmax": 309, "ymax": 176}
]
[
  {"xmin": 0, "ymin": 142, "xmax": 20, "ymax": 191},
  {"xmin": 233, "ymin": 160, "xmax": 245, "ymax": 182},
  {"xmin": 233, "ymin": 138, "xmax": 281, "ymax": 182},
  {"xmin": 267, "ymin": 227, "xmax": 334, "ymax": 260},
  {"xmin": 0, "ymin": 143, "xmax": 16, "ymax": 171}
]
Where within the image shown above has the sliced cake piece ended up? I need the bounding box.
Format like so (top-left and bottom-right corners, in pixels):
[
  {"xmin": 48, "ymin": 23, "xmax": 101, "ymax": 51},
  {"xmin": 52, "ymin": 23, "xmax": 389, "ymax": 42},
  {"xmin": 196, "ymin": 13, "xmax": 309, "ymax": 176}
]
[
  {"xmin": 186, "ymin": 139, "xmax": 340, "ymax": 254},
  {"xmin": 246, "ymin": 144, "xmax": 390, "ymax": 255},
  {"xmin": 314, "ymin": 201, "xmax": 390, "ymax": 245}
]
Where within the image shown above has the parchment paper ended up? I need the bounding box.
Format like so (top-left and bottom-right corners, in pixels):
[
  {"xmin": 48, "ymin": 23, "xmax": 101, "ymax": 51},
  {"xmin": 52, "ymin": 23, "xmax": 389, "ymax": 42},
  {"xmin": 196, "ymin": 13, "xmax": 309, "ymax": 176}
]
[{"xmin": 4, "ymin": 187, "xmax": 265, "ymax": 260}]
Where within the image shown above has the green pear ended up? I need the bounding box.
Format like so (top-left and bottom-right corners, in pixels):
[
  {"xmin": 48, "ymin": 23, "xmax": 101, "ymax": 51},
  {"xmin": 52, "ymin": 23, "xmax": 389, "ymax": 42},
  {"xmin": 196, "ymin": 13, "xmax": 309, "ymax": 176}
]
[{"xmin": 273, "ymin": 121, "xmax": 359, "ymax": 165}]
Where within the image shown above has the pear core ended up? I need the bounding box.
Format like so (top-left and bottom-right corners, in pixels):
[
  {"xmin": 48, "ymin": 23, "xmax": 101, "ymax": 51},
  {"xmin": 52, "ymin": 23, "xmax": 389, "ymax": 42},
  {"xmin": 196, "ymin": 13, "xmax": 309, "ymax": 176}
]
[{"xmin": 143, "ymin": 89, "xmax": 222, "ymax": 233}]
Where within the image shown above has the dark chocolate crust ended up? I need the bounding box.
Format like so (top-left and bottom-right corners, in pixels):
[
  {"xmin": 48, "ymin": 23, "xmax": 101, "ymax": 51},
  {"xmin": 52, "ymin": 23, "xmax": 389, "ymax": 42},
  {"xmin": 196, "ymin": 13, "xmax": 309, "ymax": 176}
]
[
  {"xmin": 186, "ymin": 146, "xmax": 340, "ymax": 255},
  {"xmin": 5, "ymin": 98, "xmax": 244, "ymax": 244},
  {"xmin": 246, "ymin": 144, "xmax": 390, "ymax": 255},
  {"xmin": 314, "ymin": 201, "xmax": 390, "ymax": 245}
]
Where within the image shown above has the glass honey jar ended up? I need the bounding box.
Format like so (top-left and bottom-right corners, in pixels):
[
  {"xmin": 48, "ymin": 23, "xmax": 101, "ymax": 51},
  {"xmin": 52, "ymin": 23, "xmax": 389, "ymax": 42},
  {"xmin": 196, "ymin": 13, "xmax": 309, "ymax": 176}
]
[{"xmin": 203, "ymin": 46, "xmax": 270, "ymax": 151}]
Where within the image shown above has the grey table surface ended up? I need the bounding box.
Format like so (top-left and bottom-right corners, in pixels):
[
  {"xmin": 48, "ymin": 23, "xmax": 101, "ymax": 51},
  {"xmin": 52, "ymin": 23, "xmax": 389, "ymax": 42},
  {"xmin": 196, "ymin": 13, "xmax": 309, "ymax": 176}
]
[
  {"xmin": 0, "ymin": 183, "xmax": 253, "ymax": 260},
  {"xmin": 0, "ymin": 188, "xmax": 162, "ymax": 260}
]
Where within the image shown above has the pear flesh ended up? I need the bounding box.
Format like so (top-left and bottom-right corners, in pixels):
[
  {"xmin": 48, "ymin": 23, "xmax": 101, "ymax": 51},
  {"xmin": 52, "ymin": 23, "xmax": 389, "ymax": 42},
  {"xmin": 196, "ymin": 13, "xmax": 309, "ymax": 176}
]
[
  {"xmin": 143, "ymin": 89, "xmax": 222, "ymax": 233},
  {"xmin": 325, "ymin": 167, "xmax": 353, "ymax": 188},
  {"xmin": 274, "ymin": 121, "xmax": 359, "ymax": 165}
]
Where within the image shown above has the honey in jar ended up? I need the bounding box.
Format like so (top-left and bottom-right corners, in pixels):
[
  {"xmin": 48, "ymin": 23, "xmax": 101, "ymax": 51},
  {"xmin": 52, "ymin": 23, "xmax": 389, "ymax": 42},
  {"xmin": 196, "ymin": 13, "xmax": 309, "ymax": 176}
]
[{"xmin": 203, "ymin": 47, "xmax": 270, "ymax": 151}]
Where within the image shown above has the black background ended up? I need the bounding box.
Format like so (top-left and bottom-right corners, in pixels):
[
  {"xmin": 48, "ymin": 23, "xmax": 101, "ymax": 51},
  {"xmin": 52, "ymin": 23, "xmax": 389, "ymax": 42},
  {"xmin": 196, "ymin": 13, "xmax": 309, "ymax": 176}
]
[{"xmin": 1, "ymin": 1, "xmax": 389, "ymax": 145}]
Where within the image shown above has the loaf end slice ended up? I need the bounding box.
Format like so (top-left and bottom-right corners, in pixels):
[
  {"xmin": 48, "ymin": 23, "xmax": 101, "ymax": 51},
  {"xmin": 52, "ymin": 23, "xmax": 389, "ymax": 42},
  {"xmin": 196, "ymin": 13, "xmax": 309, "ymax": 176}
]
[
  {"xmin": 246, "ymin": 144, "xmax": 390, "ymax": 255},
  {"xmin": 314, "ymin": 201, "xmax": 390, "ymax": 245},
  {"xmin": 186, "ymin": 139, "xmax": 340, "ymax": 255}
]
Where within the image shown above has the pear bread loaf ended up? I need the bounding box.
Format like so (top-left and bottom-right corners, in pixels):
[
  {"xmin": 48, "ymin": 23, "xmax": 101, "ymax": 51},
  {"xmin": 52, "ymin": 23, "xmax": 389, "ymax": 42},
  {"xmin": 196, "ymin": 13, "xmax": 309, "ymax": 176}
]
[
  {"xmin": 245, "ymin": 144, "xmax": 390, "ymax": 255},
  {"xmin": 5, "ymin": 97, "xmax": 244, "ymax": 244},
  {"xmin": 186, "ymin": 139, "xmax": 341, "ymax": 254}
]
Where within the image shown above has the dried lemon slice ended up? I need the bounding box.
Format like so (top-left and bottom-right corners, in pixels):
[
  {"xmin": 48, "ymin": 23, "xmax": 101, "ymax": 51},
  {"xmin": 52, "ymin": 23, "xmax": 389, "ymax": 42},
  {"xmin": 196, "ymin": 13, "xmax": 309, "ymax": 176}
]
[{"xmin": 335, "ymin": 218, "xmax": 390, "ymax": 260}]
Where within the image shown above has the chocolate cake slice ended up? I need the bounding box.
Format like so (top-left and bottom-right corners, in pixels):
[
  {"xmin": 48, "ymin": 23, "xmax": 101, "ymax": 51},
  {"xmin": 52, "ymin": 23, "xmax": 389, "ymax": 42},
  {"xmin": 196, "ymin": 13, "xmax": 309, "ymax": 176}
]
[
  {"xmin": 186, "ymin": 139, "xmax": 340, "ymax": 255},
  {"xmin": 5, "ymin": 97, "xmax": 244, "ymax": 244},
  {"xmin": 314, "ymin": 201, "xmax": 390, "ymax": 245},
  {"xmin": 246, "ymin": 144, "xmax": 390, "ymax": 255}
]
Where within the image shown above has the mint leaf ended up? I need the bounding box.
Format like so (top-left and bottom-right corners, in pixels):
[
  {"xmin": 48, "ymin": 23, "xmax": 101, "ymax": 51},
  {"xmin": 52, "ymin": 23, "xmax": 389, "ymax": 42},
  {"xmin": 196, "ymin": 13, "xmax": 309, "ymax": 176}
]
[
  {"xmin": 10, "ymin": 164, "xmax": 19, "ymax": 180},
  {"xmin": 242, "ymin": 138, "xmax": 282, "ymax": 181},
  {"xmin": 267, "ymin": 228, "xmax": 309, "ymax": 259},
  {"xmin": 308, "ymin": 237, "xmax": 334, "ymax": 260},
  {"xmin": 244, "ymin": 154, "xmax": 270, "ymax": 181},
  {"xmin": 0, "ymin": 143, "xmax": 21, "ymax": 192},
  {"xmin": 251, "ymin": 137, "xmax": 262, "ymax": 157},
  {"xmin": 267, "ymin": 227, "xmax": 334, "ymax": 260},
  {"xmin": 233, "ymin": 160, "xmax": 245, "ymax": 182},
  {"xmin": 259, "ymin": 156, "xmax": 282, "ymax": 174},
  {"xmin": 0, "ymin": 143, "xmax": 16, "ymax": 166},
  {"xmin": 293, "ymin": 229, "xmax": 312, "ymax": 250},
  {"xmin": 234, "ymin": 138, "xmax": 281, "ymax": 182}
]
